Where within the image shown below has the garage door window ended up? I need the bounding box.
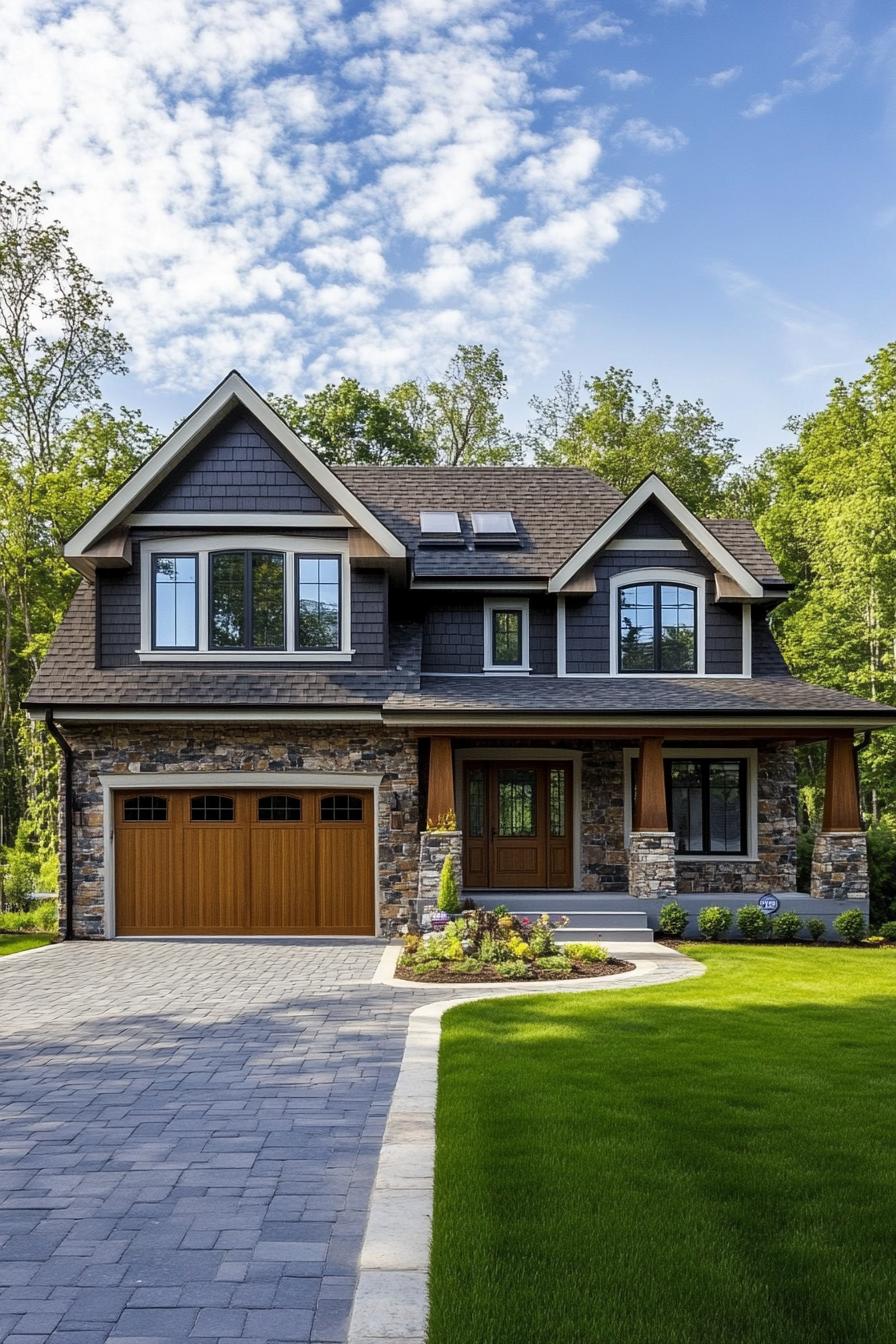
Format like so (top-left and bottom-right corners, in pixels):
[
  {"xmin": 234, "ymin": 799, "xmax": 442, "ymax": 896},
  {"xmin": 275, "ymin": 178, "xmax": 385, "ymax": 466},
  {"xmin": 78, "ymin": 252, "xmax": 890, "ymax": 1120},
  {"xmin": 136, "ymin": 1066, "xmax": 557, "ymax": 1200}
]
[
  {"xmin": 320, "ymin": 794, "xmax": 363, "ymax": 822},
  {"xmin": 257, "ymin": 795, "xmax": 302, "ymax": 822},
  {"xmin": 190, "ymin": 794, "xmax": 235, "ymax": 821},
  {"xmin": 123, "ymin": 794, "xmax": 168, "ymax": 822}
]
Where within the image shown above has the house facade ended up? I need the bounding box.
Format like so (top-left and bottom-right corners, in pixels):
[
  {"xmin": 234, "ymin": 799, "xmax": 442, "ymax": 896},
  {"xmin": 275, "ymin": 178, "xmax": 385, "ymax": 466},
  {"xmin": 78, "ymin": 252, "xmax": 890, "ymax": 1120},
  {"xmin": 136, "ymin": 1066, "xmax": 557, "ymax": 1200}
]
[{"xmin": 25, "ymin": 372, "xmax": 894, "ymax": 940}]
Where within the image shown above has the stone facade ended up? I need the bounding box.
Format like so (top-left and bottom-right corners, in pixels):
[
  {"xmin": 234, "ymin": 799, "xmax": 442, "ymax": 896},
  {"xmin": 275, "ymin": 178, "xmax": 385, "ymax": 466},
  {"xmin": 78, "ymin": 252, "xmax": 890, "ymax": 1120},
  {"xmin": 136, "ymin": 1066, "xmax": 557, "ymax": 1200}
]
[
  {"xmin": 61, "ymin": 722, "xmax": 420, "ymax": 938},
  {"xmin": 810, "ymin": 831, "xmax": 869, "ymax": 900},
  {"xmin": 416, "ymin": 830, "xmax": 463, "ymax": 921},
  {"xmin": 628, "ymin": 831, "xmax": 677, "ymax": 899}
]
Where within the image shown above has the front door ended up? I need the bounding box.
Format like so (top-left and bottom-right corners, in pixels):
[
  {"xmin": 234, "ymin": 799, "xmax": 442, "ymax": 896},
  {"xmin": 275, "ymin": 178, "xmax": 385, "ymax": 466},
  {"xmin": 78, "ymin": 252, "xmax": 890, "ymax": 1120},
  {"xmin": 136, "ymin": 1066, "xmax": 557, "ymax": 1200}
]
[{"xmin": 462, "ymin": 762, "xmax": 573, "ymax": 889}]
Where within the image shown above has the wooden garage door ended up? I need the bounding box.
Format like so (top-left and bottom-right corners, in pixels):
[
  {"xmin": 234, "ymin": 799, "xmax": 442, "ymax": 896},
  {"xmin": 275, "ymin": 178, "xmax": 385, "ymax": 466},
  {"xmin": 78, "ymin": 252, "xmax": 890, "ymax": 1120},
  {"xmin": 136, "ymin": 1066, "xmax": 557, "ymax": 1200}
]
[{"xmin": 114, "ymin": 788, "xmax": 375, "ymax": 935}]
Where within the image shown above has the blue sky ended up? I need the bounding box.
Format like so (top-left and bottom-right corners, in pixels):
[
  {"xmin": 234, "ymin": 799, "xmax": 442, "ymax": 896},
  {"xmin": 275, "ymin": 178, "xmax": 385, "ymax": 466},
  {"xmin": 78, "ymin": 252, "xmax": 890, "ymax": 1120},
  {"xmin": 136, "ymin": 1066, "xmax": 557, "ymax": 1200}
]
[{"xmin": 3, "ymin": 0, "xmax": 894, "ymax": 460}]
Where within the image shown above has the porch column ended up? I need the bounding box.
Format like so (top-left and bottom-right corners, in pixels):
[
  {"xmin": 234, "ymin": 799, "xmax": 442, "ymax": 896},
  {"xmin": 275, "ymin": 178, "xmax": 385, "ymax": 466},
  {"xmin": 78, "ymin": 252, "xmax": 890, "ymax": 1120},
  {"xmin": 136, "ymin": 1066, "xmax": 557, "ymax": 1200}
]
[
  {"xmin": 415, "ymin": 737, "xmax": 463, "ymax": 924},
  {"xmin": 811, "ymin": 733, "xmax": 868, "ymax": 900},
  {"xmin": 629, "ymin": 736, "xmax": 677, "ymax": 900}
]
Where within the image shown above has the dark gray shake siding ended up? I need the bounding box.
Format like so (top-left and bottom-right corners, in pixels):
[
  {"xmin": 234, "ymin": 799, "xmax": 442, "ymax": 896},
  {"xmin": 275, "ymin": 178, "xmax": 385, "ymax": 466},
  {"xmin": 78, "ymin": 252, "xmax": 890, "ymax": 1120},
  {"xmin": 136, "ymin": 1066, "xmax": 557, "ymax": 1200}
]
[
  {"xmin": 142, "ymin": 412, "xmax": 333, "ymax": 513},
  {"xmin": 565, "ymin": 547, "xmax": 744, "ymax": 676},
  {"xmin": 421, "ymin": 597, "xmax": 556, "ymax": 674},
  {"xmin": 97, "ymin": 537, "xmax": 388, "ymax": 669}
]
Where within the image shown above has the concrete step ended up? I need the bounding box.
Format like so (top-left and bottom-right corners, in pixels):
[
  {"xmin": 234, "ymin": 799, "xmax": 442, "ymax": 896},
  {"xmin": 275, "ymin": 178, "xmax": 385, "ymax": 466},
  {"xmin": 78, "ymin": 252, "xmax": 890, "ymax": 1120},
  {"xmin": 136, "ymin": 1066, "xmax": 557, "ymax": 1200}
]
[
  {"xmin": 474, "ymin": 892, "xmax": 632, "ymax": 911},
  {"xmin": 554, "ymin": 926, "xmax": 655, "ymax": 945},
  {"xmin": 506, "ymin": 909, "xmax": 649, "ymax": 930}
]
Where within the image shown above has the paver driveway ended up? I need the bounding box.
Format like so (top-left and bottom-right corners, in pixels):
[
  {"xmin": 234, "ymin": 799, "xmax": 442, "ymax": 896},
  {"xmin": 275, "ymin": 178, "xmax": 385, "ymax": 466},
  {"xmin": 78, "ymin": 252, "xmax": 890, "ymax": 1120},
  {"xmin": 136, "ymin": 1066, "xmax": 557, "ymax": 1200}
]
[{"xmin": 0, "ymin": 940, "xmax": 436, "ymax": 1344}]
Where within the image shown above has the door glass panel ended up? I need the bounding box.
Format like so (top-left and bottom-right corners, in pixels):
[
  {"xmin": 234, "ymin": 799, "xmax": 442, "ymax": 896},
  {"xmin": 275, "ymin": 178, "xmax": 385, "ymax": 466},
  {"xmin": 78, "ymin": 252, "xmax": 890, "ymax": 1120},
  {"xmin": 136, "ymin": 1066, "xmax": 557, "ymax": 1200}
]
[
  {"xmin": 257, "ymin": 795, "xmax": 301, "ymax": 822},
  {"xmin": 123, "ymin": 794, "xmax": 168, "ymax": 822},
  {"xmin": 549, "ymin": 768, "xmax": 566, "ymax": 837},
  {"xmin": 320, "ymin": 794, "xmax": 363, "ymax": 822},
  {"xmin": 190, "ymin": 794, "xmax": 235, "ymax": 822},
  {"xmin": 466, "ymin": 770, "xmax": 485, "ymax": 838},
  {"xmin": 497, "ymin": 769, "xmax": 536, "ymax": 837}
]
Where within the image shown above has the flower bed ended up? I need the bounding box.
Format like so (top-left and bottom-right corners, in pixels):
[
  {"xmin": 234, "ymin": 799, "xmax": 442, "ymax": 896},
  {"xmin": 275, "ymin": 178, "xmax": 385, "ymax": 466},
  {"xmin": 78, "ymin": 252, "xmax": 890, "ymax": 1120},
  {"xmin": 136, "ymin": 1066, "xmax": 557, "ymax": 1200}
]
[{"xmin": 397, "ymin": 908, "xmax": 633, "ymax": 983}]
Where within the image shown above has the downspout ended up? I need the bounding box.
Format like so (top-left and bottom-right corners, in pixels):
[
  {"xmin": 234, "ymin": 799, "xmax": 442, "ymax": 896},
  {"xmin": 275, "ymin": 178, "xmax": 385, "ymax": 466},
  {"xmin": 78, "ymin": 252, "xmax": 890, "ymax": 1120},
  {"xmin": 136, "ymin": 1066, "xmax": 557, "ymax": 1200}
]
[{"xmin": 43, "ymin": 712, "xmax": 75, "ymax": 940}]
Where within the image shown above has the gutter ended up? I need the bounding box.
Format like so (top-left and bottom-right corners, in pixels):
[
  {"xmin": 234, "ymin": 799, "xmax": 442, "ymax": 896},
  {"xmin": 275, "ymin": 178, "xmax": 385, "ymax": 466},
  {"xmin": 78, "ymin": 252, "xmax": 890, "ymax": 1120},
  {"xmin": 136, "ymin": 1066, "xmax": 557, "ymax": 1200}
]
[{"xmin": 42, "ymin": 712, "xmax": 74, "ymax": 941}]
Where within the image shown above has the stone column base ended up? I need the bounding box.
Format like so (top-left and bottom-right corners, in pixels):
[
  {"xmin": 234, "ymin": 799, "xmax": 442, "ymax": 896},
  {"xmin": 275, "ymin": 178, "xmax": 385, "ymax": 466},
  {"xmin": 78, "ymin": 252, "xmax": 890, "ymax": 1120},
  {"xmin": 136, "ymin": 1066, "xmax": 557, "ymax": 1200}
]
[
  {"xmin": 629, "ymin": 831, "xmax": 677, "ymax": 900},
  {"xmin": 810, "ymin": 831, "xmax": 868, "ymax": 900},
  {"xmin": 416, "ymin": 830, "xmax": 463, "ymax": 924}
]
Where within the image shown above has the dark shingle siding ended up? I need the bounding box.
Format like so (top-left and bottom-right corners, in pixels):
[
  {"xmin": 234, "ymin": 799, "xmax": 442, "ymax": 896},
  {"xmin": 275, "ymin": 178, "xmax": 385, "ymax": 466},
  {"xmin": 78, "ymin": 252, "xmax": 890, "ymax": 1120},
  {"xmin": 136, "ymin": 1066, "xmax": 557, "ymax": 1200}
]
[
  {"xmin": 422, "ymin": 602, "xmax": 483, "ymax": 673},
  {"xmin": 350, "ymin": 570, "xmax": 387, "ymax": 668},
  {"xmin": 142, "ymin": 412, "xmax": 333, "ymax": 513},
  {"xmin": 98, "ymin": 559, "xmax": 142, "ymax": 667},
  {"xmin": 752, "ymin": 608, "xmax": 791, "ymax": 674},
  {"xmin": 617, "ymin": 503, "xmax": 678, "ymax": 540}
]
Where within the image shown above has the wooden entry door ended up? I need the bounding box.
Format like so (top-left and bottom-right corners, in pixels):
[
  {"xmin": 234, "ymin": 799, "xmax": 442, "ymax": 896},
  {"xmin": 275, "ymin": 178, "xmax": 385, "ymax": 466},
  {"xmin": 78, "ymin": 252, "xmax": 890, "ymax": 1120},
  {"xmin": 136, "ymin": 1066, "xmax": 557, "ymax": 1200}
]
[{"xmin": 463, "ymin": 762, "xmax": 573, "ymax": 889}]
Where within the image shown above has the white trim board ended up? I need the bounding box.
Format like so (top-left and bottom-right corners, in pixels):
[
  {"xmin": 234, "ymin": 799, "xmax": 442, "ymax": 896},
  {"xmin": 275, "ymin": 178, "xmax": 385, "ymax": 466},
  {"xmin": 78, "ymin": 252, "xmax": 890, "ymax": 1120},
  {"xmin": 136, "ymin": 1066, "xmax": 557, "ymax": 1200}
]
[
  {"xmin": 65, "ymin": 370, "xmax": 406, "ymax": 562},
  {"xmin": 128, "ymin": 511, "xmax": 353, "ymax": 529},
  {"xmin": 548, "ymin": 475, "xmax": 764, "ymax": 598},
  {"xmin": 483, "ymin": 597, "xmax": 530, "ymax": 673},
  {"xmin": 100, "ymin": 769, "xmax": 383, "ymax": 940}
]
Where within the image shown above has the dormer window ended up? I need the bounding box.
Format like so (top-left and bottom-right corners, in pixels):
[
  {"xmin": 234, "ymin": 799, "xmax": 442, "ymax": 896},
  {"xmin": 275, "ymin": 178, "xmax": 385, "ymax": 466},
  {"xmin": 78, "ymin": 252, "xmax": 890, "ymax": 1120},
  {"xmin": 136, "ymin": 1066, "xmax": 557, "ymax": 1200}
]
[
  {"xmin": 608, "ymin": 570, "xmax": 705, "ymax": 676},
  {"xmin": 141, "ymin": 535, "xmax": 350, "ymax": 661},
  {"xmin": 484, "ymin": 598, "xmax": 530, "ymax": 673}
]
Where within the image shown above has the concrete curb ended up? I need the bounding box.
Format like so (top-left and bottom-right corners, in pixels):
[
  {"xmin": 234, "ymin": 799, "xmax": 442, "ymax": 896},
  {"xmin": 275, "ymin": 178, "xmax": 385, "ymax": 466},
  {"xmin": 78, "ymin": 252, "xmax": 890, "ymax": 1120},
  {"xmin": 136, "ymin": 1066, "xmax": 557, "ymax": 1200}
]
[{"xmin": 349, "ymin": 952, "xmax": 705, "ymax": 1343}]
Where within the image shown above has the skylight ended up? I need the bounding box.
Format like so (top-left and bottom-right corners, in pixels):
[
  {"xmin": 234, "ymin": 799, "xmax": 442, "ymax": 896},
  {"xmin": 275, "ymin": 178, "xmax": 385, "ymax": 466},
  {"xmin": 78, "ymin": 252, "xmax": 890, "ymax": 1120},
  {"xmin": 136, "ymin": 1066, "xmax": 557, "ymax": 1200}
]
[
  {"xmin": 471, "ymin": 510, "xmax": 516, "ymax": 535},
  {"xmin": 420, "ymin": 510, "xmax": 461, "ymax": 534}
]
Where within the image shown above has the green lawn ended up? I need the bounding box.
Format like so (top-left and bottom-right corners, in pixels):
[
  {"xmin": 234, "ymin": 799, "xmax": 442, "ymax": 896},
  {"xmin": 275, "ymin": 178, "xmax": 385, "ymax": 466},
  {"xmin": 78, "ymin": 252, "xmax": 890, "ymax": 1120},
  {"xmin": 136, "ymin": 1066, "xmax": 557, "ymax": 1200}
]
[
  {"xmin": 429, "ymin": 947, "xmax": 896, "ymax": 1344},
  {"xmin": 0, "ymin": 934, "xmax": 53, "ymax": 956}
]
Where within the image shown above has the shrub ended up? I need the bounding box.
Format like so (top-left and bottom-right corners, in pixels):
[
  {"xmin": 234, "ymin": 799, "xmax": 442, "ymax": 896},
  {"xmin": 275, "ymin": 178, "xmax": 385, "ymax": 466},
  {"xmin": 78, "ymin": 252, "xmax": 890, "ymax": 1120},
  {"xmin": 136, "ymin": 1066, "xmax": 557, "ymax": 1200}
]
[
  {"xmin": 449, "ymin": 958, "xmax": 482, "ymax": 974},
  {"xmin": 771, "ymin": 912, "xmax": 803, "ymax": 943},
  {"xmin": 866, "ymin": 819, "xmax": 896, "ymax": 928},
  {"xmin": 737, "ymin": 905, "xmax": 770, "ymax": 941},
  {"xmin": 492, "ymin": 904, "xmax": 509, "ymax": 916},
  {"xmin": 535, "ymin": 955, "xmax": 571, "ymax": 974},
  {"xmin": 697, "ymin": 905, "xmax": 732, "ymax": 941},
  {"xmin": 409, "ymin": 958, "xmax": 441, "ymax": 976},
  {"xmin": 658, "ymin": 900, "xmax": 689, "ymax": 939},
  {"xmin": 528, "ymin": 912, "xmax": 567, "ymax": 957},
  {"xmin": 806, "ymin": 917, "xmax": 826, "ymax": 943},
  {"xmin": 565, "ymin": 942, "xmax": 609, "ymax": 963},
  {"xmin": 833, "ymin": 908, "xmax": 866, "ymax": 945},
  {"xmin": 879, "ymin": 921, "xmax": 896, "ymax": 943},
  {"xmin": 0, "ymin": 899, "xmax": 58, "ymax": 934},
  {"xmin": 496, "ymin": 960, "xmax": 530, "ymax": 979},
  {"xmin": 437, "ymin": 854, "xmax": 460, "ymax": 913}
]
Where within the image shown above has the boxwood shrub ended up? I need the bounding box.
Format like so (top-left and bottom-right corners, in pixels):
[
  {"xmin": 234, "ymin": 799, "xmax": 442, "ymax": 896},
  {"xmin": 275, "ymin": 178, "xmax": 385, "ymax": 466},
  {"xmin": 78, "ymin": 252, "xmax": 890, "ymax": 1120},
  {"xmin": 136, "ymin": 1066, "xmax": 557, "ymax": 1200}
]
[{"xmin": 697, "ymin": 905, "xmax": 732, "ymax": 941}]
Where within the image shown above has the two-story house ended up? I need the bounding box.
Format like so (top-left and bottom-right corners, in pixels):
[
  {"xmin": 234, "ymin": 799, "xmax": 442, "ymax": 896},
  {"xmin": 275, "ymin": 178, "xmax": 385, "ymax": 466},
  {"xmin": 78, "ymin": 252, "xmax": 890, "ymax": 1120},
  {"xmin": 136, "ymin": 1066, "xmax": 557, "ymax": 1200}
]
[{"xmin": 25, "ymin": 372, "xmax": 894, "ymax": 941}]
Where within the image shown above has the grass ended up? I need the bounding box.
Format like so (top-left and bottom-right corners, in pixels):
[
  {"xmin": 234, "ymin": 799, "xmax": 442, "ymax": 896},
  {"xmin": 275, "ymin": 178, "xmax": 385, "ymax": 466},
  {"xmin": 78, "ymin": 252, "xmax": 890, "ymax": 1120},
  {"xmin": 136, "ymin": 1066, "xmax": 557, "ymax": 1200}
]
[
  {"xmin": 0, "ymin": 933, "xmax": 53, "ymax": 956},
  {"xmin": 429, "ymin": 946, "xmax": 896, "ymax": 1344}
]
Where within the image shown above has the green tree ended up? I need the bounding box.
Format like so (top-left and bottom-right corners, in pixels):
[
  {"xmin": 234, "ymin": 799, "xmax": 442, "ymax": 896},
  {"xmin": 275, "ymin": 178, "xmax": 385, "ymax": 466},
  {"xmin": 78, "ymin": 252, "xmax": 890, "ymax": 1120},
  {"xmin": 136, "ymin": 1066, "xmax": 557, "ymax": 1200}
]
[
  {"xmin": 269, "ymin": 377, "xmax": 432, "ymax": 465},
  {"xmin": 424, "ymin": 344, "xmax": 521, "ymax": 465},
  {"xmin": 531, "ymin": 366, "xmax": 738, "ymax": 513}
]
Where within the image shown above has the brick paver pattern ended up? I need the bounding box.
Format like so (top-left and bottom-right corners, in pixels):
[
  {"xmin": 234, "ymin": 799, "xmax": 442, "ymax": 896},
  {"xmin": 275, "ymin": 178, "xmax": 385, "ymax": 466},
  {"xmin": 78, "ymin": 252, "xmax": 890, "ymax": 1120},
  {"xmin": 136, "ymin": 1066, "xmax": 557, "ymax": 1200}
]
[{"xmin": 0, "ymin": 940, "xmax": 436, "ymax": 1344}]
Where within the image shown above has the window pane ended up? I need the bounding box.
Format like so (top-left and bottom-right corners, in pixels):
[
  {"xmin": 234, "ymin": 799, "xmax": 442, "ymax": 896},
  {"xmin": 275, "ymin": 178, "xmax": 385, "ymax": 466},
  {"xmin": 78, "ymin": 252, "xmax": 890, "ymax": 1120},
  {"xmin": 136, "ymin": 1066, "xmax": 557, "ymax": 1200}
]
[
  {"xmin": 190, "ymin": 794, "xmax": 235, "ymax": 821},
  {"xmin": 320, "ymin": 794, "xmax": 363, "ymax": 821},
  {"xmin": 153, "ymin": 555, "xmax": 196, "ymax": 648},
  {"xmin": 668, "ymin": 761, "xmax": 703, "ymax": 853},
  {"xmin": 492, "ymin": 609, "xmax": 522, "ymax": 665},
  {"xmin": 659, "ymin": 585, "xmax": 696, "ymax": 672},
  {"xmin": 709, "ymin": 761, "xmax": 743, "ymax": 853},
  {"xmin": 550, "ymin": 768, "xmax": 566, "ymax": 837},
  {"xmin": 123, "ymin": 794, "xmax": 167, "ymax": 822},
  {"xmin": 211, "ymin": 553, "xmax": 245, "ymax": 648},
  {"xmin": 298, "ymin": 556, "xmax": 341, "ymax": 651},
  {"xmin": 257, "ymin": 795, "xmax": 301, "ymax": 821},
  {"xmin": 467, "ymin": 770, "xmax": 485, "ymax": 838},
  {"xmin": 251, "ymin": 552, "xmax": 285, "ymax": 649},
  {"xmin": 497, "ymin": 769, "xmax": 536, "ymax": 836},
  {"xmin": 619, "ymin": 585, "xmax": 655, "ymax": 672}
]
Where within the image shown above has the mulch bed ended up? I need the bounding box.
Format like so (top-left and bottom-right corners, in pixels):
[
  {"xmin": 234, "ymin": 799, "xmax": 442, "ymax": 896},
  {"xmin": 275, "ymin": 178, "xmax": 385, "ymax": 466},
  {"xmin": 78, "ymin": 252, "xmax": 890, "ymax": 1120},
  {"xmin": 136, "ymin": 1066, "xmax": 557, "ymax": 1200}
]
[{"xmin": 395, "ymin": 957, "xmax": 635, "ymax": 984}]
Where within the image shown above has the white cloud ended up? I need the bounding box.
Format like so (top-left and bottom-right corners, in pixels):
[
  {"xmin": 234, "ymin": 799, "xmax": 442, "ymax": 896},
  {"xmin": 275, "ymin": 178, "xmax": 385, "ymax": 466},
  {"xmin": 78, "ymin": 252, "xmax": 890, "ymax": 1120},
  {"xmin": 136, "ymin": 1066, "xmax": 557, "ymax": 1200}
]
[
  {"xmin": 615, "ymin": 118, "xmax": 688, "ymax": 152},
  {"xmin": 654, "ymin": 0, "xmax": 706, "ymax": 12},
  {"xmin": 576, "ymin": 12, "xmax": 630, "ymax": 42},
  {"xmin": 598, "ymin": 68, "xmax": 650, "ymax": 90},
  {"xmin": 699, "ymin": 66, "xmax": 742, "ymax": 88},
  {"xmin": 742, "ymin": 19, "xmax": 854, "ymax": 119},
  {"xmin": 0, "ymin": 0, "xmax": 662, "ymax": 395}
]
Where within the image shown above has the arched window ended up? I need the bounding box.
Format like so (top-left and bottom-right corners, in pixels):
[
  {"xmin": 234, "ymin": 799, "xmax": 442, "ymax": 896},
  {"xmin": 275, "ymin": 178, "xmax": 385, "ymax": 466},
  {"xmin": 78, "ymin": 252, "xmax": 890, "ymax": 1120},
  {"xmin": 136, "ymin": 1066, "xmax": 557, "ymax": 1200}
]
[
  {"xmin": 190, "ymin": 794, "xmax": 235, "ymax": 822},
  {"xmin": 257, "ymin": 795, "xmax": 302, "ymax": 822},
  {"xmin": 617, "ymin": 581, "xmax": 697, "ymax": 673},
  {"xmin": 319, "ymin": 794, "xmax": 363, "ymax": 822},
  {"xmin": 123, "ymin": 794, "xmax": 168, "ymax": 822}
]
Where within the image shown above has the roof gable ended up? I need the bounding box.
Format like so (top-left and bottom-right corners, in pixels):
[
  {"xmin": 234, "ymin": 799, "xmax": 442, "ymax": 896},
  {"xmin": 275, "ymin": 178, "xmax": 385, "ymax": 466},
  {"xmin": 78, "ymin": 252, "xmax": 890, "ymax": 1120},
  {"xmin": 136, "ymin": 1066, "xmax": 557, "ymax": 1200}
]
[
  {"xmin": 65, "ymin": 371, "xmax": 406, "ymax": 569},
  {"xmin": 547, "ymin": 475, "xmax": 765, "ymax": 597}
]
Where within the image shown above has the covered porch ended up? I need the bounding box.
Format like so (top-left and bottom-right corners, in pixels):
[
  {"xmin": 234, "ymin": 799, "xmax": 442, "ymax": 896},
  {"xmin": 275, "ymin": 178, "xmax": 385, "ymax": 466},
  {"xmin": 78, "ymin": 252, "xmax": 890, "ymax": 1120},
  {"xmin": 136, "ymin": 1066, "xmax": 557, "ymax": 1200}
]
[{"xmin": 416, "ymin": 726, "xmax": 868, "ymax": 937}]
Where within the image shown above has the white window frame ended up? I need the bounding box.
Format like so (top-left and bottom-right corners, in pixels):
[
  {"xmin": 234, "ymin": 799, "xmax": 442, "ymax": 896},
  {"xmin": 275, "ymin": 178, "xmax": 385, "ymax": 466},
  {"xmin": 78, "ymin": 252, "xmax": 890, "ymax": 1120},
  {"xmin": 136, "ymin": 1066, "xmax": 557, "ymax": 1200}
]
[
  {"xmin": 610, "ymin": 568, "xmax": 706, "ymax": 677},
  {"xmin": 623, "ymin": 746, "xmax": 758, "ymax": 862},
  {"xmin": 139, "ymin": 533, "xmax": 353, "ymax": 662},
  {"xmin": 483, "ymin": 597, "xmax": 530, "ymax": 674}
]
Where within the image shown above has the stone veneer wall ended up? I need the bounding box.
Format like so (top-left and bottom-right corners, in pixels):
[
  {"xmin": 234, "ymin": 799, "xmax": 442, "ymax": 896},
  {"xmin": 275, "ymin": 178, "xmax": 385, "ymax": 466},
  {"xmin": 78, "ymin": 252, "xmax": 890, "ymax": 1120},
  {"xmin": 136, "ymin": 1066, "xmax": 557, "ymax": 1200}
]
[
  {"xmin": 61, "ymin": 722, "xmax": 420, "ymax": 938},
  {"xmin": 417, "ymin": 831, "xmax": 463, "ymax": 915},
  {"xmin": 810, "ymin": 831, "xmax": 868, "ymax": 900},
  {"xmin": 628, "ymin": 832, "xmax": 676, "ymax": 899}
]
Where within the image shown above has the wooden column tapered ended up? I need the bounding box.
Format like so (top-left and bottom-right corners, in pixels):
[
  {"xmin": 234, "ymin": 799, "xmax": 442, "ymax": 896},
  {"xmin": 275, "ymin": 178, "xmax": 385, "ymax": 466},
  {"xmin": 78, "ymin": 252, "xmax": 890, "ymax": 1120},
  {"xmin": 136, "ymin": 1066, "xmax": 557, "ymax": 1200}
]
[
  {"xmin": 821, "ymin": 733, "xmax": 861, "ymax": 831},
  {"xmin": 634, "ymin": 736, "xmax": 669, "ymax": 831},
  {"xmin": 426, "ymin": 737, "xmax": 455, "ymax": 827}
]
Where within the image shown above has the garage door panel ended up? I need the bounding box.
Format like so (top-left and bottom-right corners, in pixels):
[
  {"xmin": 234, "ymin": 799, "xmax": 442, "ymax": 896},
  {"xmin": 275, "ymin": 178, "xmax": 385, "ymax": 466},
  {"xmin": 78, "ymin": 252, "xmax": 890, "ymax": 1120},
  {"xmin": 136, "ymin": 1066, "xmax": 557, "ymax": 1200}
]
[
  {"xmin": 315, "ymin": 827, "xmax": 375, "ymax": 934},
  {"xmin": 183, "ymin": 823, "xmax": 248, "ymax": 933},
  {"xmin": 249, "ymin": 826, "xmax": 317, "ymax": 931},
  {"xmin": 115, "ymin": 826, "xmax": 182, "ymax": 934}
]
